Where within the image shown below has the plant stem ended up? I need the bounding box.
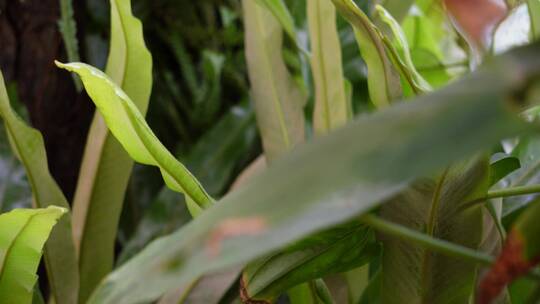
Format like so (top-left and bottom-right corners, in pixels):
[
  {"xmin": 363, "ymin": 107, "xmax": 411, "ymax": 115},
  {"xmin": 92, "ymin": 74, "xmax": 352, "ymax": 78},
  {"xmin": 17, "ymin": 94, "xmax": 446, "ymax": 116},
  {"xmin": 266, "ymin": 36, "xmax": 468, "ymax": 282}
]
[
  {"xmin": 361, "ymin": 214, "xmax": 540, "ymax": 281},
  {"xmin": 462, "ymin": 184, "xmax": 540, "ymax": 210},
  {"xmin": 361, "ymin": 214, "xmax": 494, "ymax": 265},
  {"xmin": 487, "ymin": 184, "xmax": 540, "ymax": 199}
]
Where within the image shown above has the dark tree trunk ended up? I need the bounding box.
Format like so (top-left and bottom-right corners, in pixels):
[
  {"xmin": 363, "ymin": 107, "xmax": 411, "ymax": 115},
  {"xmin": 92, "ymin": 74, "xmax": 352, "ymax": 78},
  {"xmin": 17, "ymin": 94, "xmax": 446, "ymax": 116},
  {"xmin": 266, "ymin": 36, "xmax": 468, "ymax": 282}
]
[{"xmin": 0, "ymin": 0, "xmax": 94, "ymax": 201}]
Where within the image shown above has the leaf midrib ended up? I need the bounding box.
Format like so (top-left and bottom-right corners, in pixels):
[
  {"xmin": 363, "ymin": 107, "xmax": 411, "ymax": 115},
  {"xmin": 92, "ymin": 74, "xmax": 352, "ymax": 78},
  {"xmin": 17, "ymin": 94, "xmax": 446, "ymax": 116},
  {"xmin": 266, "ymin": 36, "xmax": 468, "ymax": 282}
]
[
  {"xmin": 0, "ymin": 212, "xmax": 38, "ymax": 285},
  {"xmin": 253, "ymin": 3, "xmax": 292, "ymax": 151},
  {"xmin": 313, "ymin": 0, "xmax": 333, "ymax": 131},
  {"xmin": 420, "ymin": 169, "xmax": 449, "ymax": 303}
]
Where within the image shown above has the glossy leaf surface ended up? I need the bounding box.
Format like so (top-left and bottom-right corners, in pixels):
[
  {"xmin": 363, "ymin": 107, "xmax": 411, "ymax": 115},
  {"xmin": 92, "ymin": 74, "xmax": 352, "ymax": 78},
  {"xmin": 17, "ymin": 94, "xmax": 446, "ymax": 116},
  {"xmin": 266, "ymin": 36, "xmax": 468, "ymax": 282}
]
[{"xmin": 0, "ymin": 206, "xmax": 66, "ymax": 304}]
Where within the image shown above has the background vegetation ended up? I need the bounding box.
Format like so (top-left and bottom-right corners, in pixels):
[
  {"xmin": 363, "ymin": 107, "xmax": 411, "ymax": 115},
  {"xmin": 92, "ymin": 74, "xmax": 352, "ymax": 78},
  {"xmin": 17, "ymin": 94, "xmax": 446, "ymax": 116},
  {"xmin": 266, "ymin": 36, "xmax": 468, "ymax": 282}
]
[{"xmin": 0, "ymin": 0, "xmax": 540, "ymax": 303}]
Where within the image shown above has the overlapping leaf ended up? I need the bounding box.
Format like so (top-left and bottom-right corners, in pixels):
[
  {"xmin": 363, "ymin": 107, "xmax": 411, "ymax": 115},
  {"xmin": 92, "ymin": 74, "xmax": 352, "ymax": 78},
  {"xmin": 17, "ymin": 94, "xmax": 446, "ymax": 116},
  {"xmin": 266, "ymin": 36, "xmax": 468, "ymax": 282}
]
[
  {"xmin": 69, "ymin": 0, "xmax": 153, "ymax": 301},
  {"xmin": 529, "ymin": 0, "xmax": 540, "ymax": 39},
  {"xmin": 376, "ymin": 5, "xmax": 432, "ymax": 95},
  {"xmin": 308, "ymin": 0, "xmax": 349, "ymax": 134},
  {"xmin": 254, "ymin": 0, "xmax": 298, "ymax": 45},
  {"xmin": 87, "ymin": 44, "xmax": 538, "ymax": 304},
  {"xmin": 332, "ymin": 0, "xmax": 402, "ymax": 108},
  {"xmin": 242, "ymin": 223, "xmax": 378, "ymax": 302},
  {"xmin": 56, "ymin": 62, "xmax": 213, "ymax": 215},
  {"xmin": 0, "ymin": 71, "xmax": 78, "ymax": 304},
  {"xmin": 0, "ymin": 206, "xmax": 67, "ymax": 304},
  {"xmin": 243, "ymin": 0, "xmax": 306, "ymax": 162},
  {"xmin": 379, "ymin": 157, "xmax": 491, "ymax": 303}
]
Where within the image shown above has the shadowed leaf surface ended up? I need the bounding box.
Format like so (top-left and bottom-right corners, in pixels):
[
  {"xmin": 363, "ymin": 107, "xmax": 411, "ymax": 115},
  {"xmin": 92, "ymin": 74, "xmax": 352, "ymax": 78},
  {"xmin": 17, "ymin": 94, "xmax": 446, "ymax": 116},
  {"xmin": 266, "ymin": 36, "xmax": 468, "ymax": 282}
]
[
  {"xmin": 0, "ymin": 71, "xmax": 79, "ymax": 304},
  {"xmin": 86, "ymin": 44, "xmax": 539, "ymax": 304},
  {"xmin": 380, "ymin": 158, "xmax": 491, "ymax": 304}
]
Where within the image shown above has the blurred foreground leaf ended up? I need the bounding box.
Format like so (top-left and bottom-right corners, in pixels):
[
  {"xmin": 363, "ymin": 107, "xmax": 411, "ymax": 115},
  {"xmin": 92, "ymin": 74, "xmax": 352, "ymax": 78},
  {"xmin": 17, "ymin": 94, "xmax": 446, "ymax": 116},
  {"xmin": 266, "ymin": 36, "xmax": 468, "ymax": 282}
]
[{"xmin": 89, "ymin": 44, "xmax": 539, "ymax": 304}]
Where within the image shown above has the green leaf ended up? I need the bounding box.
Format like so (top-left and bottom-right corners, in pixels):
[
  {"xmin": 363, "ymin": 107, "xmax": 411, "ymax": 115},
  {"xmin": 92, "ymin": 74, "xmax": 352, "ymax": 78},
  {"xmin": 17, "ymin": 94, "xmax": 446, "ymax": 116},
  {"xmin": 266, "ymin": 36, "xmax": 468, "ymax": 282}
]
[
  {"xmin": 0, "ymin": 122, "xmax": 32, "ymax": 213},
  {"xmin": 530, "ymin": 0, "xmax": 540, "ymax": 40},
  {"xmin": 288, "ymin": 283, "xmax": 317, "ymax": 304},
  {"xmin": 241, "ymin": 223, "xmax": 378, "ymax": 302},
  {"xmin": 344, "ymin": 265, "xmax": 370, "ymax": 304},
  {"xmin": 254, "ymin": 0, "xmax": 298, "ymax": 45},
  {"xmin": 117, "ymin": 104, "xmax": 257, "ymax": 264},
  {"xmin": 308, "ymin": 0, "xmax": 349, "ymax": 134},
  {"xmin": 489, "ymin": 155, "xmax": 521, "ymax": 186},
  {"xmin": 358, "ymin": 269, "xmax": 382, "ymax": 304},
  {"xmin": 88, "ymin": 45, "xmax": 537, "ymax": 304},
  {"xmin": 379, "ymin": 157, "xmax": 491, "ymax": 303},
  {"xmin": 501, "ymin": 133, "xmax": 540, "ymax": 223},
  {"xmin": 332, "ymin": 0, "xmax": 402, "ymax": 108},
  {"xmin": 0, "ymin": 206, "xmax": 67, "ymax": 304},
  {"xmin": 375, "ymin": 5, "xmax": 432, "ymax": 95},
  {"xmin": 509, "ymin": 278, "xmax": 540, "ymax": 303},
  {"xmin": 243, "ymin": 0, "xmax": 306, "ymax": 161},
  {"xmin": 68, "ymin": 0, "xmax": 153, "ymax": 301},
  {"xmin": 55, "ymin": 61, "xmax": 212, "ymax": 212},
  {"xmin": 0, "ymin": 72, "xmax": 79, "ymax": 304},
  {"xmin": 401, "ymin": 6, "xmax": 454, "ymax": 90},
  {"xmin": 379, "ymin": 0, "xmax": 414, "ymax": 23}
]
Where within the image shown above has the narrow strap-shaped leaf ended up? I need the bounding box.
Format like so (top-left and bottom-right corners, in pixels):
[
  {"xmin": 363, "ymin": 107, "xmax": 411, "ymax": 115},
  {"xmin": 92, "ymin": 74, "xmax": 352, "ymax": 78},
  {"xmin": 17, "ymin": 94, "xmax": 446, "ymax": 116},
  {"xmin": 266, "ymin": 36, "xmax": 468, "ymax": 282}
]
[
  {"xmin": 0, "ymin": 206, "xmax": 67, "ymax": 304},
  {"xmin": 244, "ymin": 2, "xmax": 351, "ymax": 295},
  {"xmin": 255, "ymin": 0, "xmax": 298, "ymax": 46},
  {"xmin": 56, "ymin": 62, "xmax": 213, "ymax": 211},
  {"xmin": 529, "ymin": 0, "xmax": 540, "ymax": 40},
  {"xmin": 378, "ymin": 0, "xmax": 415, "ymax": 23},
  {"xmin": 0, "ymin": 71, "xmax": 79, "ymax": 304},
  {"xmin": 243, "ymin": 0, "xmax": 306, "ymax": 161},
  {"xmin": 69, "ymin": 0, "xmax": 153, "ymax": 301},
  {"xmin": 308, "ymin": 0, "xmax": 349, "ymax": 134},
  {"xmin": 331, "ymin": 0, "xmax": 402, "ymax": 108},
  {"xmin": 242, "ymin": 224, "xmax": 377, "ymax": 302},
  {"xmin": 88, "ymin": 44, "xmax": 538, "ymax": 304},
  {"xmin": 375, "ymin": 5, "xmax": 432, "ymax": 95}
]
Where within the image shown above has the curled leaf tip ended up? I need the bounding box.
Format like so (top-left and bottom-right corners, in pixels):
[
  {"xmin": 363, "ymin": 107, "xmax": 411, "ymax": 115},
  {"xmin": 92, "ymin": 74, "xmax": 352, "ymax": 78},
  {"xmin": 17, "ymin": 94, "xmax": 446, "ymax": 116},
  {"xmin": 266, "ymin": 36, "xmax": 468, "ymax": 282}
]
[
  {"xmin": 54, "ymin": 60, "xmax": 66, "ymax": 68},
  {"xmin": 47, "ymin": 205, "xmax": 69, "ymax": 214}
]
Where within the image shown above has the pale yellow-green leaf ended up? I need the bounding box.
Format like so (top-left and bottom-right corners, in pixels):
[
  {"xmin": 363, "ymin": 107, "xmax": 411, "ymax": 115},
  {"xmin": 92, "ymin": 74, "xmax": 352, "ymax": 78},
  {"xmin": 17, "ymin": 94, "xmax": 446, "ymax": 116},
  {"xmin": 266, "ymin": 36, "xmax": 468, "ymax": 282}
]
[
  {"xmin": 243, "ymin": 0, "xmax": 306, "ymax": 162},
  {"xmin": 56, "ymin": 62, "xmax": 212, "ymax": 212},
  {"xmin": 0, "ymin": 206, "xmax": 67, "ymax": 304},
  {"xmin": 70, "ymin": 0, "xmax": 153, "ymax": 301},
  {"xmin": 332, "ymin": 0, "xmax": 402, "ymax": 108},
  {"xmin": 308, "ymin": 0, "xmax": 349, "ymax": 134}
]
